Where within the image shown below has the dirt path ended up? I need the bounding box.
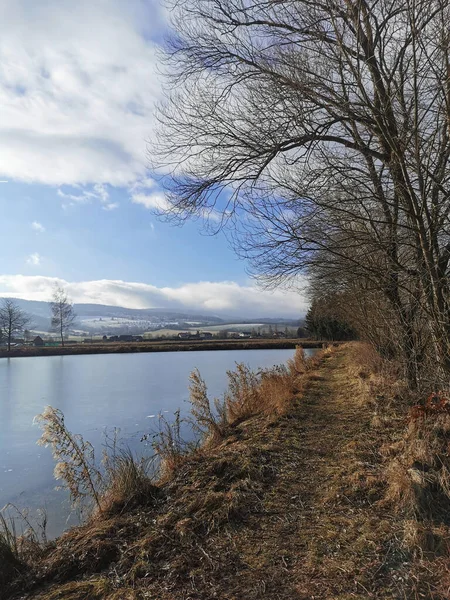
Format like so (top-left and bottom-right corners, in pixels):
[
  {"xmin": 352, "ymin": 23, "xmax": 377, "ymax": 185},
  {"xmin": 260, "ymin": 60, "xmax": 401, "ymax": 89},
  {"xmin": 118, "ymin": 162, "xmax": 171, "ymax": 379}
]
[{"xmin": 222, "ymin": 347, "xmax": 407, "ymax": 600}]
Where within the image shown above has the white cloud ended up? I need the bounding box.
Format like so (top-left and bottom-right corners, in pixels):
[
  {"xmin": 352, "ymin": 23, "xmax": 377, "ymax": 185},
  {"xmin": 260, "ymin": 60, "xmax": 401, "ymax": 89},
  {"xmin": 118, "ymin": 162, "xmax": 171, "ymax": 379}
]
[
  {"xmin": 58, "ymin": 183, "xmax": 119, "ymax": 210},
  {"xmin": 0, "ymin": 275, "xmax": 308, "ymax": 318},
  {"xmin": 26, "ymin": 253, "xmax": 42, "ymax": 266},
  {"xmin": 31, "ymin": 221, "xmax": 45, "ymax": 232},
  {"xmin": 129, "ymin": 177, "xmax": 170, "ymax": 211},
  {"xmin": 0, "ymin": 1, "xmax": 163, "ymax": 187},
  {"xmin": 102, "ymin": 202, "xmax": 119, "ymax": 211},
  {"xmin": 129, "ymin": 177, "xmax": 158, "ymax": 194},
  {"xmin": 131, "ymin": 192, "xmax": 170, "ymax": 211}
]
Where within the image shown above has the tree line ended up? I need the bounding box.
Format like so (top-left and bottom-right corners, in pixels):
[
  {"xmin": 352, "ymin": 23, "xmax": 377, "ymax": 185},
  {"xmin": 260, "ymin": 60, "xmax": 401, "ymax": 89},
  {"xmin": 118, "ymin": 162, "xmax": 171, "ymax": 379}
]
[
  {"xmin": 0, "ymin": 287, "xmax": 76, "ymax": 350},
  {"xmin": 152, "ymin": 0, "xmax": 450, "ymax": 390}
]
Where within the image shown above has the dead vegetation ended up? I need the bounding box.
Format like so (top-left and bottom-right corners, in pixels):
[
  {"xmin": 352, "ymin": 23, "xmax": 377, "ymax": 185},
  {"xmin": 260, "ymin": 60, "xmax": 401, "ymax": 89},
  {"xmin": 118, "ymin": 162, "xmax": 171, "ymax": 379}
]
[{"xmin": 341, "ymin": 343, "xmax": 450, "ymax": 597}]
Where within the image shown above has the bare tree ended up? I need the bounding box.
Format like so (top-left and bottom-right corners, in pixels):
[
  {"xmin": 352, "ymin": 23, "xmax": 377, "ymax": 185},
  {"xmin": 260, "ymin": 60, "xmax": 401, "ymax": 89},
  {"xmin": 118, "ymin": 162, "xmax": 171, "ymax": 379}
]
[
  {"xmin": 153, "ymin": 0, "xmax": 450, "ymax": 387},
  {"xmin": 0, "ymin": 299, "xmax": 30, "ymax": 352},
  {"xmin": 50, "ymin": 287, "xmax": 76, "ymax": 347}
]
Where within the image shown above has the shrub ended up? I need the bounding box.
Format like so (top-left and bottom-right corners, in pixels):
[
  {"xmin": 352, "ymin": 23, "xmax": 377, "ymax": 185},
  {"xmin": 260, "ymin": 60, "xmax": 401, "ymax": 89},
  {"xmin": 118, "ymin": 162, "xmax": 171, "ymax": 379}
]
[
  {"xmin": 189, "ymin": 368, "xmax": 227, "ymax": 444},
  {"xmin": 287, "ymin": 346, "xmax": 308, "ymax": 376},
  {"xmin": 36, "ymin": 407, "xmax": 157, "ymax": 516},
  {"xmin": 225, "ymin": 363, "xmax": 261, "ymax": 422},
  {"xmin": 35, "ymin": 406, "xmax": 102, "ymax": 511}
]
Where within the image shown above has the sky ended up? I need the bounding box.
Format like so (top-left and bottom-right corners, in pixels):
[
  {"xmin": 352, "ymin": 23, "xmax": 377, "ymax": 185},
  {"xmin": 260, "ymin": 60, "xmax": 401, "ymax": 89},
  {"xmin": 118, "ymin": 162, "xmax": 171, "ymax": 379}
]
[{"xmin": 0, "ymin": 0, "xmax": 307, "ymax": 318}]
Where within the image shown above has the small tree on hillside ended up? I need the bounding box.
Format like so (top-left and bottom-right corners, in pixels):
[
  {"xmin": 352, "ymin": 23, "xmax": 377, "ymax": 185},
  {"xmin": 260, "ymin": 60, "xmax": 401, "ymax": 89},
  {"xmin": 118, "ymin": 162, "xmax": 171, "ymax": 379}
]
[
  {"xmin": 50, "ymin": 287, "xmax": 76, "ymax": 347},
  {"xmin": 0, "ymin": 299, "xmax": 30, "ymax": 351}
]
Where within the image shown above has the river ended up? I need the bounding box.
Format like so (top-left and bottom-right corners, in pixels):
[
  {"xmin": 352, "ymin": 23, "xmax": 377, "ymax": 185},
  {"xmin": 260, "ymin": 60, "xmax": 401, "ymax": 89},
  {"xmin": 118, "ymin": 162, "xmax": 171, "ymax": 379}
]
[{"xmin": 0, "ymin": 348, "xmax": 314, "ymax": 537}]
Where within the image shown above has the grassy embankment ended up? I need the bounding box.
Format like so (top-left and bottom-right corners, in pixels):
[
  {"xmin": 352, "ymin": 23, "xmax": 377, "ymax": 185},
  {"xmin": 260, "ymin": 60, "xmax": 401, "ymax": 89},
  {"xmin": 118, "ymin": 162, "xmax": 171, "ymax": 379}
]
[
  {"xmin": 2, "ymin": 343, "xmax": 450, "ymax": 599},
  {"xmin": 0, "ymin": 339, "xmax": 322, "ymax": 359}
]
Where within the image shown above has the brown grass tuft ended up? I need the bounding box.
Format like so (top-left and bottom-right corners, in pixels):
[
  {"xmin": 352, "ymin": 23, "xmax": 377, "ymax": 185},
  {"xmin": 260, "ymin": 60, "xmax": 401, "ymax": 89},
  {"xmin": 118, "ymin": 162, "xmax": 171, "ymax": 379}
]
[
  {"xmin": 286, "ymin": 345, "xmax": 309, "ymax": 375},
  {"xmin": 189, "ymin": 368, "xmax": 227, "ymax": 444},
  {"xmin": 401, "ymin": 519, "xmax": 449, "ymax": 556},
  {"xmin": 100, "ymin": 449, "xmax": 159, "ymax": 516},
  {"xmin": 34, "ymin": 406, "xmax": 102, "ymax": 511},
  {"xmin": 32, "ymin": 578, "xmax": 112, "ymax": 600},
  {"xmin": 224, "ymin": 363, "xmax": 261, "ymax": 422}
]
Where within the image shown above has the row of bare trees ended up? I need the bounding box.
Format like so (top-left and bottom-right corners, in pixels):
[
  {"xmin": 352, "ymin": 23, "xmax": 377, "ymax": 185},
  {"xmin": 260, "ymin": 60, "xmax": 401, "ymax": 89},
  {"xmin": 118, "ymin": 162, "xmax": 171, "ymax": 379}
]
[
  {"xmin": 153, "ymin": 0, "xmax": 450, "ymax": 389},
  {"xmin": 0, "ymin": 288, "xmax": 76, "ymax": 350}
]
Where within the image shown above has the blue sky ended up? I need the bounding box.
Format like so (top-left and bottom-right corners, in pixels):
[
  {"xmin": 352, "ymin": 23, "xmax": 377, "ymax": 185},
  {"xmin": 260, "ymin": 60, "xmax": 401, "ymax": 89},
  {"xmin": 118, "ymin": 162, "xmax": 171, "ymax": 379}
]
[
  {"xmin": 0, "ymin": 0, "xmax": 307, "ymax": 317},
  {"xmin": 1, "ymin": 181, "xmax": 245, "ymax": 285}
]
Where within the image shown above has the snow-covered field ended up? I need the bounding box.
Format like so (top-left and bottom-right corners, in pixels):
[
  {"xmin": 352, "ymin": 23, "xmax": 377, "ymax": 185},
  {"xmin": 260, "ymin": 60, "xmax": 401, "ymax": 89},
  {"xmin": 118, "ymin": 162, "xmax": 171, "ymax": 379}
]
[{"xmin": 77, "ymin": 316, "xmax": 180, "ymax": 331}]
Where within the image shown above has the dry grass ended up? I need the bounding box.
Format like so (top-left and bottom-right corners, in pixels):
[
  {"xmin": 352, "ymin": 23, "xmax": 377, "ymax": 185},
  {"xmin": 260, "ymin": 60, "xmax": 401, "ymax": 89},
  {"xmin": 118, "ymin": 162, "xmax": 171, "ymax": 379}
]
[
  {"xmin": 151, "ymin": 409, "xmax": 197, "ymax": 481},
  {"xmin": 342, "ymin": 344, "xmax": 450, "ymax": 596},
  {"xmin": 35, "ymin": 406, "xmax": 102, "ymax": 511},
  {"xmin": 35, "ymin": 406, "xmax": 162, "ymax": 520},
  {"xmin": 258, "ymin": 366, "xmax": 300, "ymax": 415},
  {"xmin": 189, "ymin": 368, "xmax": 227, "ymax": 444},
  {"xmin": 225, "ymin": 362, "xmax": 262, "ymax": 422},
  {"xmin": 286, "ymin": 344, "xmax": 309, "ymax": 374},
  {"xmin": 0, "ymin": 504, "xmax": 50, "ymax": 585},
  {"xmin": 100, "ymin": 449, "xmax": 159, "ymax": 516},
  {"xmin": 31, "ymin": 578, "xmax": 112, "ymax": 599},
  {"xmin": 345, "ymin": 344, "xmax": 450, "ymax": 521},
  {"xmin": 385, "ymin": 408, "xmax": 450, "ymax": 521}
]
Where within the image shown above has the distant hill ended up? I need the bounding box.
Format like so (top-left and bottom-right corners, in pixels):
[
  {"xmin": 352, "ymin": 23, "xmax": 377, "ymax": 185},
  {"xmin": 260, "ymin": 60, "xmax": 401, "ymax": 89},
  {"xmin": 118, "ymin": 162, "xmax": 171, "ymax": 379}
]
[
  {"xmin": 1, "ymin": 298, "xmax": 301, "ymax": 335},
  {"xmin": 7, "ymin": 298, "xmax": 225, "ymax": 334}
]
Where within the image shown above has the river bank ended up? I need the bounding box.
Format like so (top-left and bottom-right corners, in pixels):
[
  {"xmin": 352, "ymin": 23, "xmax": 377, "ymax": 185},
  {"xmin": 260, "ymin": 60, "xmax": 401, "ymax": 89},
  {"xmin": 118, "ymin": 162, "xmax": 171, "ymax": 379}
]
[
  {"xmin": 0, "ymin": 338, "xmax": 324, "ymax": 359},
  {"xmin": 4, "ymin": 343, "xmax": 444, "ymax": 599}
]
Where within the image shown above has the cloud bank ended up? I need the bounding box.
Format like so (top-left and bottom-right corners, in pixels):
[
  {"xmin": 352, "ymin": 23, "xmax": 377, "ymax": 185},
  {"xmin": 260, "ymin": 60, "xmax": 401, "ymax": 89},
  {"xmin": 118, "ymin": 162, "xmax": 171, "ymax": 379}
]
[{"xmin": 0, "ymin": 276, "xmax": 308, "ymax": 318}]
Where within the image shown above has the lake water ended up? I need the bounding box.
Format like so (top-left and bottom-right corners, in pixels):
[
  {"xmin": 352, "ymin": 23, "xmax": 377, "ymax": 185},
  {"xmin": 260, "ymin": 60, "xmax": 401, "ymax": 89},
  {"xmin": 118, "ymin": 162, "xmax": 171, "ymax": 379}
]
[{"xmin": 0, "ymin": 348, "xmax": 313, "ymax": 537}]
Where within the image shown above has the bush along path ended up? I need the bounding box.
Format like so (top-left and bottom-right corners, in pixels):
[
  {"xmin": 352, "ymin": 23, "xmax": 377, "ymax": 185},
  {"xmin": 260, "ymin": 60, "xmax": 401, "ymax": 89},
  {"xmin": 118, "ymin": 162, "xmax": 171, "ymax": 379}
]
[{"xmin": 5, "ymin": 346, "xmax": 433, "ymax": 599}]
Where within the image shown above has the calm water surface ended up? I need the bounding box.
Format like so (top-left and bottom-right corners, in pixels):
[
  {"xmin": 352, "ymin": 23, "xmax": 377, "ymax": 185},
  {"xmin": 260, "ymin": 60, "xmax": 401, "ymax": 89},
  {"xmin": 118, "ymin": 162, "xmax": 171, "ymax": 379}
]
[{"xmin": 0, "ymin": 348, "xmax": 313, "ymax": 536}]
